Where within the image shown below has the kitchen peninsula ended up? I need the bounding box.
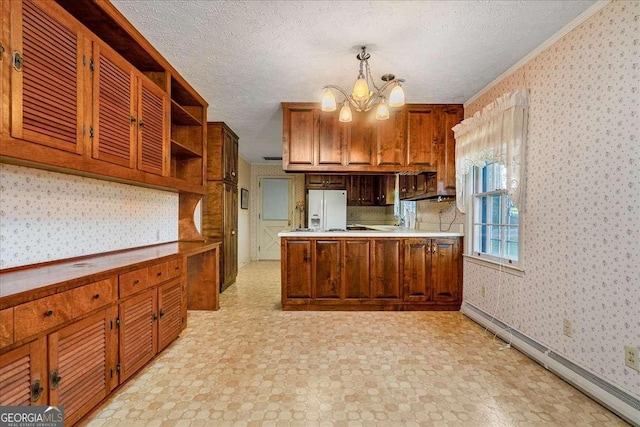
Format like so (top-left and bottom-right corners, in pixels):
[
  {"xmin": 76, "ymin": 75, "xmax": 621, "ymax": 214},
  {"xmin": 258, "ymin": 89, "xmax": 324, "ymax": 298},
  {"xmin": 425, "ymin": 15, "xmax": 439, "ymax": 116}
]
[{"xmin": 279, "ymin": 228, "xmax": 463, "ymax": 311}]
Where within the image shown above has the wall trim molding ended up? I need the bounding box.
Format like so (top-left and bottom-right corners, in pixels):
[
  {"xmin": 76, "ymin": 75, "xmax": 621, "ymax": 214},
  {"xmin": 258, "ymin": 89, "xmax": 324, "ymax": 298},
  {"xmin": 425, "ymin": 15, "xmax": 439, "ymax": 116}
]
[
  {"xmin": 461, "ymin": 302, "xmax": 640, "ymax": 426},
  {"xmin": 464, "ymin": 0, "xmax": 612, "ymax": 107}
]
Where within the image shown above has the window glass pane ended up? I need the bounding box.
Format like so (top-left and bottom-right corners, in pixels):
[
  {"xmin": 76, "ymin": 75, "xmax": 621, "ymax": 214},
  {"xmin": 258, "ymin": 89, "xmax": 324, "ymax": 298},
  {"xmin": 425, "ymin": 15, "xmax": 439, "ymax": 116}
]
[
  {"xmin": 262, "ymin": 178, "xmax": 289, "ymax": 220},
  {"xmin": 489, "ymin": 225, "xmax": 501, "ymax": 256},
  {"xmin": 506, "ymin": 198, "xmax": 519, "ymax": 226},
  {"xmin": 505, "ymin": 226, "xmax": 519, "ymax": 260},
  {"xmin": 490, "ymin": 195, "xmax": 501, "ymax": 224}
]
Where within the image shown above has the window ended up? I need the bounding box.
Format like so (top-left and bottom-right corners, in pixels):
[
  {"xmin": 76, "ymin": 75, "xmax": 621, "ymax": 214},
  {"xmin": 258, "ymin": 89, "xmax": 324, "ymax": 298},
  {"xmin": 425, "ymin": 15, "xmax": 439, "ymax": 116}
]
[
  {"xmin": 471, "ymin": 163, "xmax": 520, "ymax": 266},
  {"xmin": 393, "ymin": 185, "xmax": 416, "ymax": 226}
]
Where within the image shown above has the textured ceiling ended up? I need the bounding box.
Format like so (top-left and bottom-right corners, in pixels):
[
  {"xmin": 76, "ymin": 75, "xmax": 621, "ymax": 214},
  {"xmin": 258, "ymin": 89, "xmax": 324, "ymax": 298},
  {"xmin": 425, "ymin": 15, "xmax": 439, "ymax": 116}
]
[{"xmin": 111, "ymin": 1, "xmax": 596, "ymax": 164}]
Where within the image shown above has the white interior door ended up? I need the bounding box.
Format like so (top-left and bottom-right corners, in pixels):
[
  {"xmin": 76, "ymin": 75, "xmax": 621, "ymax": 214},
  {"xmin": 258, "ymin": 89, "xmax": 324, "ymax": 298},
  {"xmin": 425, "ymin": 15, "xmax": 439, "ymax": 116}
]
[{"xmin": 258, "ymin": 178, "xmax": 292, "ymax": 260}]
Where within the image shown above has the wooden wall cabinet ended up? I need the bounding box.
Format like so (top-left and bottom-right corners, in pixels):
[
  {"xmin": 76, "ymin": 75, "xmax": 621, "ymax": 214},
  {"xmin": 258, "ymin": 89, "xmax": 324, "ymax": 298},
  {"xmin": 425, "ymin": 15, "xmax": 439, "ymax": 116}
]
[
  {"xmin": 375, "ymin": 175, "xmax": 396, "ymax": 206},
  {"xmin": 93, "ymin": 41, "xmax": 169, "ymax": 176},
  {"xmin": 347, "ymin": 175, "xmax": 376, "ymax": 206},
  {"xmin": 203, "ymin": 122, "xmax": 239, "ymax": 292},
  {"xmin": 346, "ymin": 175, "xmax": 395, "ymax": 206},
  {"xmin": 282, "ymin": 103, "xmax": 463, "ymax": 196},
  {"xmin": 2, "ymin": 0, "xmax": 208, "ymax": 240},
  {"xmin": 305, "ymin": 174, "xmax": 347, "ymax": 190},
  {"xmin": 281, "ymin": 236, "xmax": 462, "ymax": 310}
]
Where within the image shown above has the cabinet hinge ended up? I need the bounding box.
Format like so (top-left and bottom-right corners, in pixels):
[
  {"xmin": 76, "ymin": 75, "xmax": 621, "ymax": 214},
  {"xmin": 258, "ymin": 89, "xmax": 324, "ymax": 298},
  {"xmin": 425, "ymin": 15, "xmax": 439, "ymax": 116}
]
[
  {"xmin": 89, "ymin": 126, "xmax": 95, "ymax": 138},
  {"xmin": 89, "ymin": 59, "xmax": 95, "ymax": 71}
]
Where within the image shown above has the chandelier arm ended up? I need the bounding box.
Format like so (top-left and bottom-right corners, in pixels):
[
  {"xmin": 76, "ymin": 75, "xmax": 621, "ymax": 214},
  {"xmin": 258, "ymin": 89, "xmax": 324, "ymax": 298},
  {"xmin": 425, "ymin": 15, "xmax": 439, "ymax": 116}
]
[
  {"xmin": 323, "ymin": 85, "xmax": 362, "ymax": 111},
  {"xmin": 376, "ymin": 78, "xmax": 404, "ymax": 95}
]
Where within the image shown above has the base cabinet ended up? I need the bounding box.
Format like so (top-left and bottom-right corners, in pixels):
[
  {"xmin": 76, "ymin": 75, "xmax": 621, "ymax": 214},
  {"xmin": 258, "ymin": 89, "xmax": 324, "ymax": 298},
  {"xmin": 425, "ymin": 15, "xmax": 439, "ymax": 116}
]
[
  {"xmin": 0, "ymin": 337, "xmax": 47, "ymax": 406},
  {"xmin": 0, "ymin": 255, "xmax": 186, "ymax": 426},
  {"xmin": 281, "ymin": 236, "xmax": 462, "ymax": 310},
  {"xmin": 48, "ymin": 308, "xmax": 118, "ymax": 426}
]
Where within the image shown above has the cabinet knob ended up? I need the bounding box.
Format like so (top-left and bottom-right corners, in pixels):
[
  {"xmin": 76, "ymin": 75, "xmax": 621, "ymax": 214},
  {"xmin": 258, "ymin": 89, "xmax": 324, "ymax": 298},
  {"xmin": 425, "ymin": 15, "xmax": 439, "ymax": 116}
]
[
  {"xmin": 151, "ymin": 312, "xmax": 157, "ymax": 322},
  {"xmin": 159, "ymin": 309, "xmax": 165, "ymax": 319},
  {"xmin": 157, "ymin": 272, "xmax": 162, "ymax": 277},
  {"xmin": 31, "ymin": 380, "xmax": 43, "ymax": 402},
  {"xmin": 130, "ymin": 115, "xmax": 136, "ymax": 125},
  {"xmin": 93, "ymin": 293, "xmax": 100, "ymax": 299},
  {"xmin": 50, "ymin": 370, "xmax": 62, "ymax": 389},
  {"xmin": 133, "ymin": 279, "xmax": 140, "ymax": 285},
  {"xmin": 138, "ymin": 119, "xmax": 144, "ymax": 128},
  {"xmin": 44, "ymin": 310, "xmax": 54, "ymax": 317}
]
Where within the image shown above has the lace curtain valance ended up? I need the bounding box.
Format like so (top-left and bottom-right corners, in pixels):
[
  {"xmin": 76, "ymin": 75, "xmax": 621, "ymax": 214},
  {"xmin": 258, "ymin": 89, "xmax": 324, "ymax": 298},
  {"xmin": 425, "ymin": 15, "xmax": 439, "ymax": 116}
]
[{"xmin": 453, "ymin": 88, "xmax": 529, "ymax": 214}]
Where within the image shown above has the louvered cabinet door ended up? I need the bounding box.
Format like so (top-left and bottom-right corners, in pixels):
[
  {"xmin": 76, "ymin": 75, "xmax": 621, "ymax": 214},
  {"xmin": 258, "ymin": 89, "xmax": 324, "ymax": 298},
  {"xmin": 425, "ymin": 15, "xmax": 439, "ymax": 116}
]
[
  {"xmin": 119, "ymin": 289, "xmax": 157, "ymax": 383},
  {"xmin": 1, "ymin": 0, "xmax": 10, "ymax": 137},
  {"xmin": 48, "ymin": 307, "xmax": 118, "ymax": 426},
  {"xmin": 137, "ymin": 76, "xmax": 167, "ymax": 176},
  {"xmin": 0, "ymin": 337, "xmax": 47, "ymax": 406},
  {"xmin": 92, "ymin": 42, "xmax": 135, "ymax": 168},
  {"xmin": 157, "ymin": 280, "xmax": 182, "ymax": 351},
  {"xmin": 10, "ymin": 0, "xmax": 85, "ymax": 154}
]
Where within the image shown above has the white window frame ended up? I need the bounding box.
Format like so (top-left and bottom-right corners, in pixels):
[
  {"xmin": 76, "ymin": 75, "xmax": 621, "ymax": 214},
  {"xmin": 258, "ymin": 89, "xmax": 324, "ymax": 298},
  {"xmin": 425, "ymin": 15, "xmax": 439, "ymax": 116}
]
[{"xmin": 466, "ymin": 163, "xmax": 522, "ymax": 270}]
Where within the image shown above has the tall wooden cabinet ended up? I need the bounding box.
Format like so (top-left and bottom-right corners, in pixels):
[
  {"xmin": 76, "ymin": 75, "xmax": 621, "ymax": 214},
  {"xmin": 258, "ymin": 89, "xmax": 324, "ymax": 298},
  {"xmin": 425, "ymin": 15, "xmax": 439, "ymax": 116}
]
[{"xmin": 203, "ymin": 122, "xmax": 239, "ymax": 292}]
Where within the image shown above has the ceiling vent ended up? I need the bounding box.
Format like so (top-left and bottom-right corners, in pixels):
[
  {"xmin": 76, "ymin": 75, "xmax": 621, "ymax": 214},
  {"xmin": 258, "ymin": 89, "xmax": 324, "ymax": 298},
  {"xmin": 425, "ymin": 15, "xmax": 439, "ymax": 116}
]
[{"xmin": 263, "ymin": 156, "xmax": 282, "ymax": 161}]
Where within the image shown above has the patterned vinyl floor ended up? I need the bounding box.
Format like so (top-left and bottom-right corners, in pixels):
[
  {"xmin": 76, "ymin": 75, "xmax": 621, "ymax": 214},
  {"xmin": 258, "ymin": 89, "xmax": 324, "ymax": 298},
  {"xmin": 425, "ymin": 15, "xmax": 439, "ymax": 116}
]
[{"xmin": 81, "ymin": 261, "xmax": 629, "ymax": 426}]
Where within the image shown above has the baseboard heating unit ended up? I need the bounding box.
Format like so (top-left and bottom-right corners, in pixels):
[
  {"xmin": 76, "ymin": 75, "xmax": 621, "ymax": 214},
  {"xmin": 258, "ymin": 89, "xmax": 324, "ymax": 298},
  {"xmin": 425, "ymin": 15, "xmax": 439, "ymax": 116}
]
[{"xmin": 461, "ymin": 302, "xmax": 640, "ymax": 426}]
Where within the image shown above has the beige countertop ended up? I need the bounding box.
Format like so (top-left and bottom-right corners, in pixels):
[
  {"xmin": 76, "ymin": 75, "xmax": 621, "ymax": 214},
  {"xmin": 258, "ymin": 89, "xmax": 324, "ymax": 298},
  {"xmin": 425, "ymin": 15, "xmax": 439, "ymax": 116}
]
[{"xmin": 278, "ymin": 224, "xmax": 463, "ymax": 238}]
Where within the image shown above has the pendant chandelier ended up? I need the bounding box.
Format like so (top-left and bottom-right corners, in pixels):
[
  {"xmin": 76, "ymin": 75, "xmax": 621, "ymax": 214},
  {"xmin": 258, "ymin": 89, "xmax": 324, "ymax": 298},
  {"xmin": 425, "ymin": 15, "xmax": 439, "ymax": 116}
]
[{"xmin": 321, "ymin": 46, "xmax": 405, "ymax": 122}]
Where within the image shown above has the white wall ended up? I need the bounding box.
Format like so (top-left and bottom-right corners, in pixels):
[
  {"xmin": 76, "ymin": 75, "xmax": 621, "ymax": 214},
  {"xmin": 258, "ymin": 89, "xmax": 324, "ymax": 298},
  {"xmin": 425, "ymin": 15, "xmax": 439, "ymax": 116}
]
[
  {"xmin": 237, "ymin": 156, "xmax": 251, "ymax": 269},
  {"xmin": 0, "ymin": 163, "xmax": 178, "ymax": 269},
  {"xmin": 462, "ymin": 1, "xmax": 639, "ymax": 396}
]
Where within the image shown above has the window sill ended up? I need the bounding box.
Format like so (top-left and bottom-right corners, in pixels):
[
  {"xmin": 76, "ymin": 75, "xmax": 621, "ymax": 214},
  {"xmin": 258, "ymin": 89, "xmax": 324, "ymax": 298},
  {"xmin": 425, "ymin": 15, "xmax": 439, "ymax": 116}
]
[{"xmin": 463, "ymin": 254, "xmax": 525, "ymax": 277}]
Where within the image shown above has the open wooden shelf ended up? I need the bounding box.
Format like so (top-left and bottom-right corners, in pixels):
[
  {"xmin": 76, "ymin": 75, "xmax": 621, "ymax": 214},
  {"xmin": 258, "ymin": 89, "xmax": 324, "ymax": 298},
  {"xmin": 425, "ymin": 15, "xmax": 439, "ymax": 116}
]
[{"xmin": 171, "ymin": 100, "xmax": 202, "ymax": 126}]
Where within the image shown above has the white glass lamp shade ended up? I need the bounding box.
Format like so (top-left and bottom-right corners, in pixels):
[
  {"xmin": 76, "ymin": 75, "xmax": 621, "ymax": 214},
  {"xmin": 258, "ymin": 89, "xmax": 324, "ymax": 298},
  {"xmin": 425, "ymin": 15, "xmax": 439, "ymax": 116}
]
[
  {"xmin": 388, "ymin": 83, "xmax": 405, "ymax": 108},
  {"xmin": 352, "ymin": 75, "xmax": 370, "ymax": 102},
  {"xmin": 375, "ymin": 97, "xmax": 390, "ymax": 120},
  {"xmin": 339, "ymin": 102, "xmax": 353, "ymax": 122},
  {"xmin": 321, "ymin": 89, "xmax": 337, "ymax": 111}
]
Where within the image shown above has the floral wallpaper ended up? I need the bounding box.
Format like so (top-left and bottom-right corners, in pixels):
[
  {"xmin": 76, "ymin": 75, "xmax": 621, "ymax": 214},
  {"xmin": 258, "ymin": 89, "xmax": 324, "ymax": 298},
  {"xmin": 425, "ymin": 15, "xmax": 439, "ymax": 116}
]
[
  {"xmin": 463, "ymin": 1, "xmax": 639, "ymax": 395},
  {"xmin": 0, "ymin": 164, "xmax": 178, "ymax": 269}
]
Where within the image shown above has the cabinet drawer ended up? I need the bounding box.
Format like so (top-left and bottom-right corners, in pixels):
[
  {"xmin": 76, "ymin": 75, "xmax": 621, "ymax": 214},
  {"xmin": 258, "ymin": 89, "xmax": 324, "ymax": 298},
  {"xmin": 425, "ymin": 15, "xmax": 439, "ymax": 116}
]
[
  {"xmin": 166, "ymin": 258, "xmax": 184, "ymax": 280},
  {"xmin": 0, "ymin": 308, "xmax": 14, "ymax": 348},
  {"xmin": 147, "ymin": 261, "xmax": 169, "ymax": 284},
  {"xmin": 14, "ymin": 293, "xmax": 74, "ymax": 341},
  {"xmin": 72, "ymin": 277, "xmax": 117, "ymax": 317},
  {"xmin": 119, "ymin": 267, "xmax": 152, "ymax": 298}
]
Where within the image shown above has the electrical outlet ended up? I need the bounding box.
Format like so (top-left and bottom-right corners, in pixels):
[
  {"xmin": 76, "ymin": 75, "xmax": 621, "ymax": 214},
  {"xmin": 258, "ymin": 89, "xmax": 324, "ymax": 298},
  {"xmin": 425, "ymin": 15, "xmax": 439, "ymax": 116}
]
[
  {"xmin": 563, "ymin": 319, "xmax": 572, "ymax": 337},
  {"xmin": 481, "ymin": 285, "xmax": 486, "ymax": 297},
  {"xmin": 624, "ymin": 345, "xmax": 639, "ymax": 371}
]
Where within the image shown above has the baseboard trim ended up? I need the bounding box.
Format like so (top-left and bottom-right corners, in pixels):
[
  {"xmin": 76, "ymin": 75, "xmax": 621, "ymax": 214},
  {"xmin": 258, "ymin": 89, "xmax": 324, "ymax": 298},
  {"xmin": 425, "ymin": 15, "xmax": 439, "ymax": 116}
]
[{"xmin": 461, "ymin": 302, "xmax": 640, "ymax": 426}]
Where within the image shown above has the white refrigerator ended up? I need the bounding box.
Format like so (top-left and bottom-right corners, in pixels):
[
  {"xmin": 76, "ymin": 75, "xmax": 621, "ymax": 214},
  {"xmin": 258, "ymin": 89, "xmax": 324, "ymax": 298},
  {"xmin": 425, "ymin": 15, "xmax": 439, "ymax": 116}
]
[{"xmin": 307, "ymin": 190, "xmax": 347, "ymax": 231}]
